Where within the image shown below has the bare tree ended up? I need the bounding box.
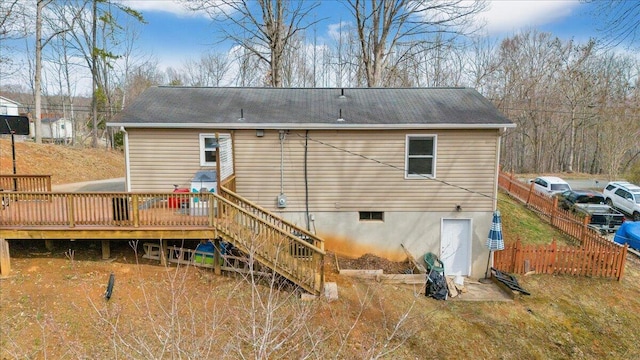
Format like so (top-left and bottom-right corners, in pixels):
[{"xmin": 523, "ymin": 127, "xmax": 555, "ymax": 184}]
[
  {"xmin": 186, "ymin": 0, "xmax": 320, "ymax": 87},
  {"xmin": 584, "ymin": 0, "xmax": 640, "ymax": 49},
  {"xmin": 229, "ymin": 45, "xmax": 264, "ymax": 87},
  {"xmin": 122, "ymin": 62, "xmax": 163, "ymax": 103},
  {"xmin": 55, "ymin": 0, "xmax": 144, "ymax": 147},
  {"xmin": 183, "ymin": 51, "xmax": 232, "ymax": 87},
  {"xmin": 0, "ymin": 0, "xmax": 23, "ymax": 37},
  {"xmin": 35, "ymin": 1, "xmax": 60, "ymax": 143},
  {"xmin": 0, "ymin": 1, "xmax": 28, "ymax": 78},
  {"xmin": 342, "ymin": 0, "xmax": 486, "ymax": 87}
]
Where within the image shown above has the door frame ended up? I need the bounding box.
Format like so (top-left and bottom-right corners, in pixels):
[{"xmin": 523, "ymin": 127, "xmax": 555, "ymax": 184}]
[{"xmin": 440, "ymin": 218, "xmax": 473, "ymax": 276}]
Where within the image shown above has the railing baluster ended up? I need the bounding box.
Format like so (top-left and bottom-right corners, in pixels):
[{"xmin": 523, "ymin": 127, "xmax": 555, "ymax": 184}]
[
  {"xmin": 67, "ymin": 194, "xmax": 75, "ymax": 227},
  {"xmin": 3, "ymin": 189, "xmax": 325, "ymax": 294}
]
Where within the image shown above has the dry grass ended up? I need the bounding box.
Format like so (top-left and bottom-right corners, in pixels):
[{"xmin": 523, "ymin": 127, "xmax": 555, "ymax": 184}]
[
  {"xmin": 0, "ymin": 139, "xmax": 124, "ymax": 184},
  {"xmin": 1, "ymin": 141, "xmax": 639, "ymax": 359}
]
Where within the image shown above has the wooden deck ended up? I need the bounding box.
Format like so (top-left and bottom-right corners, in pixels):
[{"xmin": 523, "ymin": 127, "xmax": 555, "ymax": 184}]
[{"xmin": 0, "ymin": 189, "xmax": 325, "ymax": 295}]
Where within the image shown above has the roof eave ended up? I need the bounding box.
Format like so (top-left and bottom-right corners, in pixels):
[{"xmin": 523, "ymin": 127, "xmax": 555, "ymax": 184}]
[{"xmin": 107, "ymin": 122, "xmax": 517, "ymax": 130}]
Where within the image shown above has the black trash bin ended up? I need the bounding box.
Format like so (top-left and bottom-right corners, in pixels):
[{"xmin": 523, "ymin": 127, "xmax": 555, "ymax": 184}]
[
  {"xmin": 290, "ymin": 231, "xmax": 313, "ymax": 258},
  {"xmin": 112, "ymin": 196, "xmax": 130, "ymax": 222}
]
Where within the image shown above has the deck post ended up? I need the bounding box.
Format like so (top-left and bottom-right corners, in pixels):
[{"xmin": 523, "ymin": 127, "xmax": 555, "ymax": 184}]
[
  {"xmin": 101, "ymin": 240, "xmax": 111, "ymax": 260},
  {"xmin": 0, "ymin": 238, "xmax": 10, "ymax": 276},
  {"xmin": 45, "ymin": 240, "xmax": 55, "ymax": 251},
  {"xmin": 160, "ymin": 239, "xmax": 168, "ymax": 266},
  {"xmin": 214, "ymin": 237, "xmax": 222, "ymax": 275}
]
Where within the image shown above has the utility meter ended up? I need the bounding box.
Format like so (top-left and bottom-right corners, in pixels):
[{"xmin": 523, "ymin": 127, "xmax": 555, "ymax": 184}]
[{"xmin": 277, "ymin": 194, "xmax": 287, "ymax": 208}]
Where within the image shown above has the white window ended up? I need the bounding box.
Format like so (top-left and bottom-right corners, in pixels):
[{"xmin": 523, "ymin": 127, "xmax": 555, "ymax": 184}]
[
  {"xmin": 405, "ymin": 135, "xmax": 436, "ymax": 179},
  {"xmin": 199, "ymin": 133, "xmax": 232, "ymax": 167}
]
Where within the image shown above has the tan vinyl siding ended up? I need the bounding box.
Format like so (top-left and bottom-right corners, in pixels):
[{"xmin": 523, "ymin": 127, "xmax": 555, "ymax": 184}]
[
  {"xmin": 234, "ymin": 129, "xmax": 499, "ymax": 212},
  {"xmin": 127, "ymin": 128, "xmax": 221, "ymax": 192}
]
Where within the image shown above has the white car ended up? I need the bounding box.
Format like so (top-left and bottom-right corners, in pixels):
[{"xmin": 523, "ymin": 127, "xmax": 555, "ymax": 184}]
[
  {"xmin": 603, "ymin": 181, "xmax": 640, "ymax": 221},
  {"xmin": 529, "ymin": 176, "xmax": 571, "ymax": 197}
]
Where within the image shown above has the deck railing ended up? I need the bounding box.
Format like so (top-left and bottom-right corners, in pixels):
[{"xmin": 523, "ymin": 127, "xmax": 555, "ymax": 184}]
[
  {"xmin": 220, "ymin": 187, "xmax": 324, "ymax": 251},
  {"xmin": 0, "ymin": 175, "xmax": 51, "ymax": 192},
  {"xmin": 0, "ymin": 192, "xmax": 212, "ymax": 227},
  {"xmin": 0, "ymin": 190, "xmax": 325, "ymax": 294}
]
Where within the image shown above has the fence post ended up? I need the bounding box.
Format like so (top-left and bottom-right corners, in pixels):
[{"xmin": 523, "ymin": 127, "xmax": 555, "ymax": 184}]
[
  {"xmin": 526, "ymin": 182, "xmax": 535, "ymax": 205},
  {"xmin": 551, "ymin": 196, "xmax": 558, "ymax": 226},
  {"xmin": 0, "ymin": 238, "xmax": 10, "ymax": 276},
  {"xmin": 67, "ymin": 194, "xmax": 75, "ymax": 228},
  {"xmin": 132, "ymin": 195, "xmax": 139, "ymax": 228},
  {"xmin": 214, "ymin": 237, "xmax": 222, "ymax": 275},
  {"xmin": 581, "ymin": 216, "xmax": 589, "ymax": 246},
  {"xmin": 514, "ymin": 239, "xmax": 523, "ymax": 274},
  {"xmin": 617, "ymin": 244, "xmax": 628, "ymax": 281},
  {"xmin": 508, "ymin": 172, "xmax": 514, "ymax": 193},
  {"xmin": 549, "ymin": 239, "xmax": 557, "ymax": 274}
]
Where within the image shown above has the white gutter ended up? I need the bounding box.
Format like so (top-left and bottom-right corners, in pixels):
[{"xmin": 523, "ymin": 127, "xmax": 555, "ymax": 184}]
[
  {"xmin": 120, "ymin": 126, "xmax": 131, "ymax": 192},
  {"xmin": 493, "ymin": 128, "xmax": 504, "ymax": 211},
  {"xmin": 107, "ymin": 122, "xmax": 517, "ymax": 130}
]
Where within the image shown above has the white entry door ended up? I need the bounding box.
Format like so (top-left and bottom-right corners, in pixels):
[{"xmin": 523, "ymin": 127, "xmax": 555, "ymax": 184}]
[{"xmin": 440, "ymin": 219, "xmax": 471, "ymax": 276}]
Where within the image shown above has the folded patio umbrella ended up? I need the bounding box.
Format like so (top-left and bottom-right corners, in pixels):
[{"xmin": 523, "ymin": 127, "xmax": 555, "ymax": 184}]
[
  {"xmin": 487, "ymin": 210, "xmax": 505, "ymax": 251},
  {"xmin": 482, "ymin": 210, "xmax": 504, "ymax": 281}
]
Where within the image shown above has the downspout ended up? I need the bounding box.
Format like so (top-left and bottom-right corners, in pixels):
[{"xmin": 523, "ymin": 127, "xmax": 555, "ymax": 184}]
[
  {"xmin": 279, "ymin": 130, "xmax": 285, "ymax": 196},
  {"xmin": 304, "ymin": 130, "xmax": 310, "ymax": 231},
  {"xmin": 493, "ymin": 128, "xmax": 504, "ymax": 210},
  {"xmin": 121, "ymin": 126, "xmax": 131, "ymax": 192}
]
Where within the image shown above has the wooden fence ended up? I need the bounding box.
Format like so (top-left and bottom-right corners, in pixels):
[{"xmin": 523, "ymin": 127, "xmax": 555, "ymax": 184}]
[
  {"xmin": 494, "ymin": 240, "xmax": 627, "ymax": 279},
  {"xmin": 496, "ymin": 170, "xmax": 628, "ymax": 281},
  {"xmin": 0, "ymin": 175, "xmax": 51, "ymax": 192}
]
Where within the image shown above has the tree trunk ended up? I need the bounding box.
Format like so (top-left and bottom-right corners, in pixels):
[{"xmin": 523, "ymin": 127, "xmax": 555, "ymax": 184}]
[
  {"xmin": 34, "ymin": 0, "xmax": 43, "ymax": 144},
  {"xmin": 91, "ymin": 0, "xmax": 98, "ymax": 148}
]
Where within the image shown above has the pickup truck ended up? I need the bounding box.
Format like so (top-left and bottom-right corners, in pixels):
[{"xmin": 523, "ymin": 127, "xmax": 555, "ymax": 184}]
[{"xmin": 571, "ymin": 203, "xmax": 626, "ymax": 235}]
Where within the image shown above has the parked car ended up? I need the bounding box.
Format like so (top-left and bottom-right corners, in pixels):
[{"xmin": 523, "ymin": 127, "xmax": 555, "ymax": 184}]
[
  {"xmin": 574, "ymin": 204, "xmax": 626, "ymax": 234},
  {"xmin": 557, "ymin": 189, "xmax": 606, "ymax": 210},
  {"xmin": 557, "ymin": 189, "xmax": 626, "ymax": 234},
  {"xmin": 529, "ymin": 176, "xmax": 571, "ymax": 197},
  {"xmin": 603, "ymin": 181, "xmax": 640, "ymax": 221}
]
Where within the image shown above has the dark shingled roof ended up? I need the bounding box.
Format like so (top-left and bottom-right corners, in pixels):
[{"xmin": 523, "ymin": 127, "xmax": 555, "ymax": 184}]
[{"xmin": 111, "ymin": 87, "xmax": 514, "ymax": 129}]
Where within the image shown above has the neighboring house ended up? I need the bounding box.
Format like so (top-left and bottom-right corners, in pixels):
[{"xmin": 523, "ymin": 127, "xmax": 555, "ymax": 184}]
[
  {"xmin": 0, "ymin": 96, "xmax": 20, "ymax": 116},
  {"xmin": 109, "ymin": 87, "xmax": 515, "ymax": 279},
  {"xmin": 0, "ymin": 96, "xmax": 29, "ymax": 141},
  {"xmin": 41, "ymin": 117, "xmax": 73, "ymax": 144}
]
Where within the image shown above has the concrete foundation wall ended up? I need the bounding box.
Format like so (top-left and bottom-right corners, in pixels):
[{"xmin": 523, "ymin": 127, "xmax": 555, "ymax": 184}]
[{"xmin": 279, "ymin": 210, "xmax": 493, "ymax": 279}]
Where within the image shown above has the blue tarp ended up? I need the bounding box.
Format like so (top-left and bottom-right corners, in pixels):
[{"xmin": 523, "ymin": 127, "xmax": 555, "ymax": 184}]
[
  {"xmin": 613, "ymin": 221, "xmax": 640, "ymax": 251},
  {"xmin": 195, "ymin": 241, "xmax": 228, "ymax": 255}
]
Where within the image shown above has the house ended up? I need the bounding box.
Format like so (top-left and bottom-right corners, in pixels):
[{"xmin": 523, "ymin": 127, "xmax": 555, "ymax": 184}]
[
  {"xmin": 0, "ymin": 96, "xmax": 21, "ymax": 116},
  {"xmin": 108, "ymin": 87, "xmax": 515, "ymax": 279},
  {"xmin": 0, "ymin": 96, "xmax": 30, "ymax": 141},
  {"xmin": 40, "ymin": 117, "xmax": 73, "ymax": 144}
]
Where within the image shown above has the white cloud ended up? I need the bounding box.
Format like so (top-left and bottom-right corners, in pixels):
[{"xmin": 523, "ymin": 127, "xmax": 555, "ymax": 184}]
[
  {"xmin": 327, "ymin": 21, "xmax": 352, "ymax": 41},
  {"xmin": 122, "ymin": 0, "xmax": 205, "ymax": 17},
  {"xmin": 478, "ymin": 0, "xmax": 580, "ymax": 35}
]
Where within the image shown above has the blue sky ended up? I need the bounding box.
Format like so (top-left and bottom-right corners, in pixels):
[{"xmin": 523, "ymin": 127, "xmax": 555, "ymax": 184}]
[
  {"xmin": 0, "ymin": 0, "xmax": 609, "ymax": 94},
  {"xmin": 124, "ymin": 0, "xmax": 598, "ymax": 69}
]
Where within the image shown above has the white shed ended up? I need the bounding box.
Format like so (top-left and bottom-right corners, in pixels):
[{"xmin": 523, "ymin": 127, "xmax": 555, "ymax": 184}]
[{"xmin": 41, "ymin": 117, "xmax": 73, "ymax": 144}]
